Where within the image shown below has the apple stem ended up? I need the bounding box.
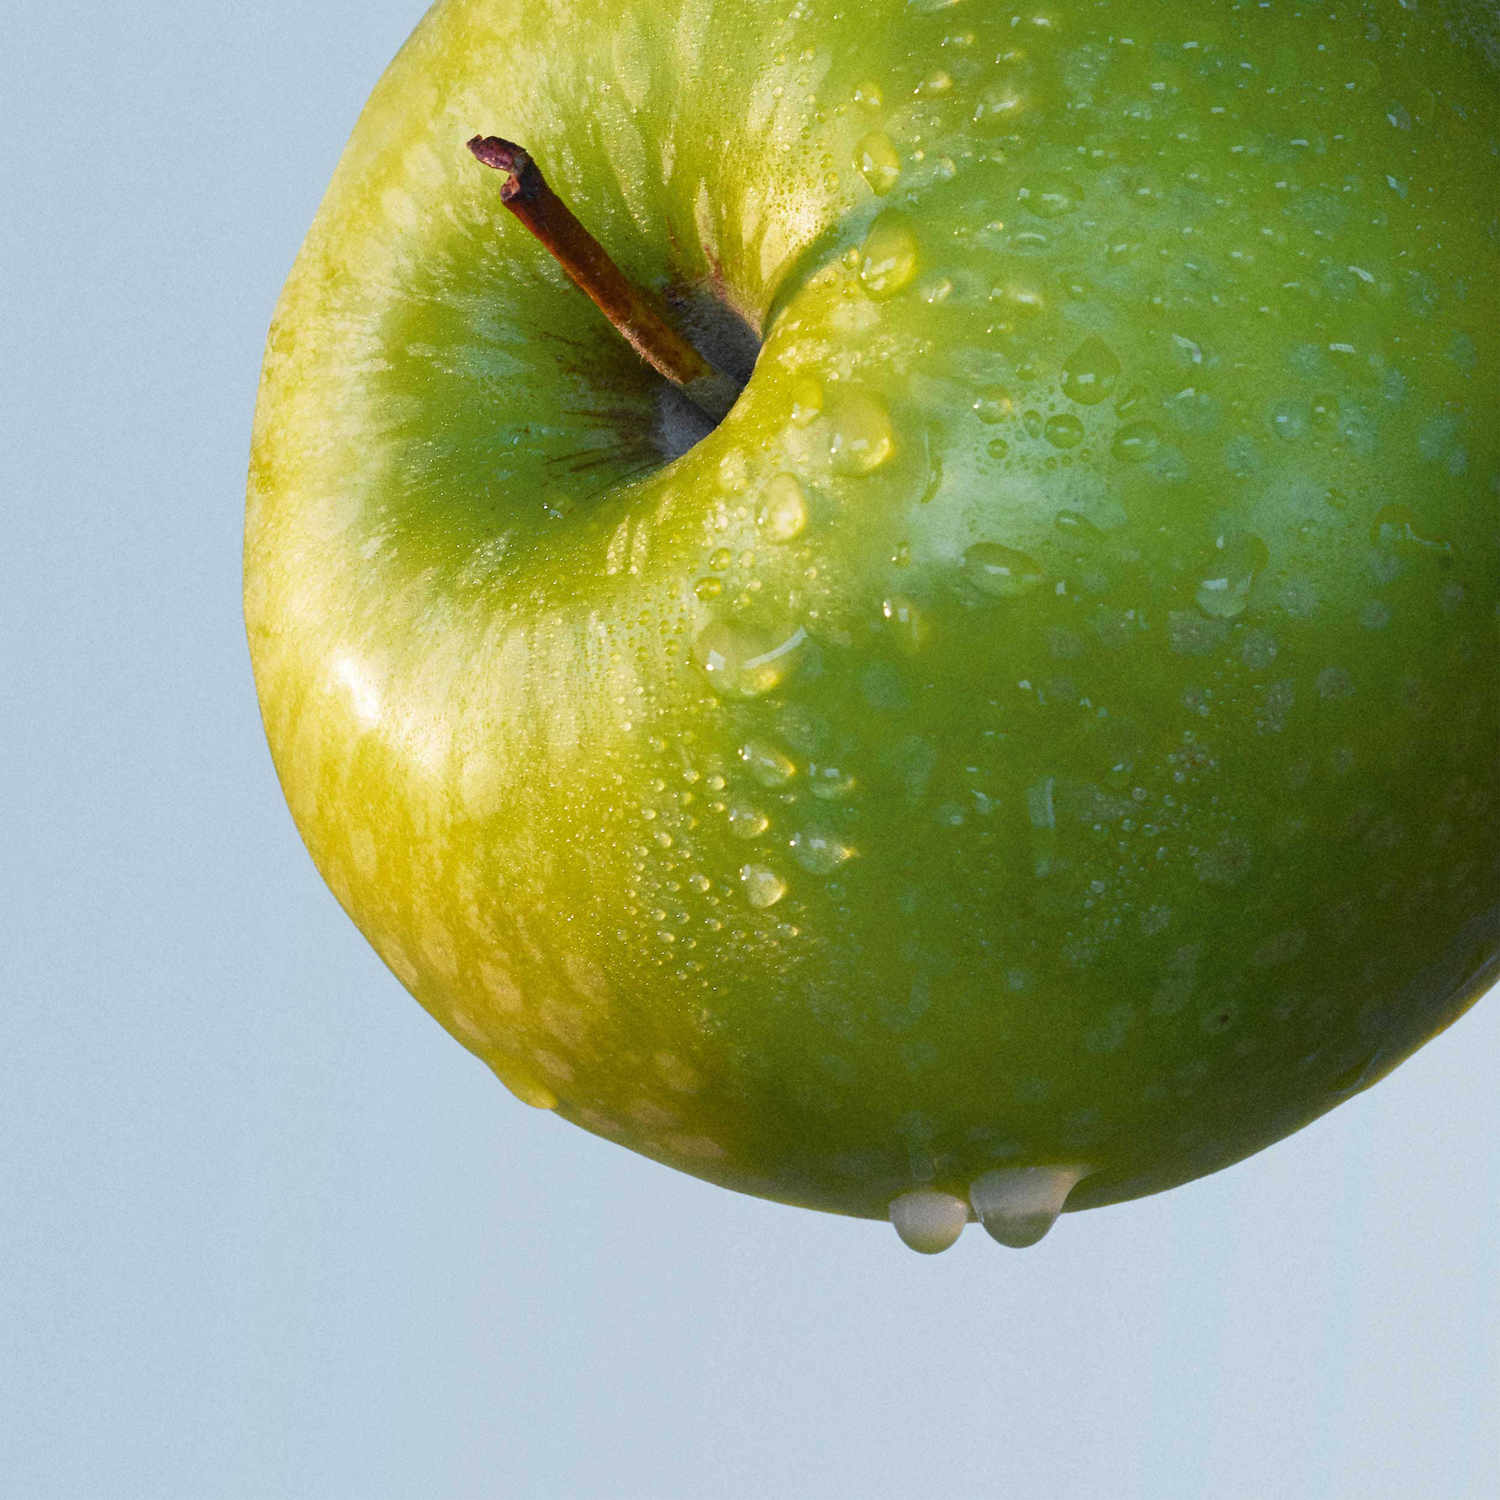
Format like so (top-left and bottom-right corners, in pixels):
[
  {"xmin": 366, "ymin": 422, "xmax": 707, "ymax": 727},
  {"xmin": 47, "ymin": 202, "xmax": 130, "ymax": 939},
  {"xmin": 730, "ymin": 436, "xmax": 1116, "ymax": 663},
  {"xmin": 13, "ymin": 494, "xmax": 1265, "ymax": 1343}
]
[{"xmin": 467, "ymin": 136, "xmax": 740, "ymax": 423}]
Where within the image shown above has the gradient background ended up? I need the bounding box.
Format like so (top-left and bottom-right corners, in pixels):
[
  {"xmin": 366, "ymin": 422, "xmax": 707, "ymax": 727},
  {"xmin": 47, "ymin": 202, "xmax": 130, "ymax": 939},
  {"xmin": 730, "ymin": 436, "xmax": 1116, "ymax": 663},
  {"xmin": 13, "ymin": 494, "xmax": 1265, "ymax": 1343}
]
[{"xmin": 3, "ymin": 3, "xmax": 1497, "ymax": 1496}]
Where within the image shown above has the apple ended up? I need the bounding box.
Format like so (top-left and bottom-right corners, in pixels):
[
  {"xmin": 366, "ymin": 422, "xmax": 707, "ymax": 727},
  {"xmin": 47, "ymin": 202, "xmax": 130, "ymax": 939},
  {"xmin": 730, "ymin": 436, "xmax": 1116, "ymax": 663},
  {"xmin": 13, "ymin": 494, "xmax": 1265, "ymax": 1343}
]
[{"xmin": 246, "ymin": 0, "xmax": 1500, "ymax": 1252}]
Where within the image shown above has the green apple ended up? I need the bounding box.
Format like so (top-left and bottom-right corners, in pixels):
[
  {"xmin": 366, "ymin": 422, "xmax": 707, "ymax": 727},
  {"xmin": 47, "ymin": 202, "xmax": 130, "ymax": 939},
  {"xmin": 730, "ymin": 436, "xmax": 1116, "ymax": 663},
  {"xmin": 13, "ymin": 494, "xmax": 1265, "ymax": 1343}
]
[{"xmin": 246, "ymin": 0, "xmax": 1500, "ymax": 1251}]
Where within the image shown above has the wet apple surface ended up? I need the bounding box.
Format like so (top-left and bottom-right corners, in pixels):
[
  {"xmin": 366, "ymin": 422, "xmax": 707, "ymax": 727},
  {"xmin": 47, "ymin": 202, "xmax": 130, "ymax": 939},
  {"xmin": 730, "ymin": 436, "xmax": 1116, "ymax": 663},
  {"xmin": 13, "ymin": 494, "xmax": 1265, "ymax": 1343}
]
[{"xmin": 247, "ymin": 0, "xmax": 1500, "ymax": 1248}]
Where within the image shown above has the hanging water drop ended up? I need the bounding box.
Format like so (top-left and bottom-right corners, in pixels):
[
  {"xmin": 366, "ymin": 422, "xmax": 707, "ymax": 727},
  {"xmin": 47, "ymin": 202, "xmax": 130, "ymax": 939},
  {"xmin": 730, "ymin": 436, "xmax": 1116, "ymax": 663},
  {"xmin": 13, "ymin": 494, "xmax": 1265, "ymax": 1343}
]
[
  {"xmin": 969, "ymin": 1165, "xmax": 1089, "ymax": 1248},
  {"xmin": 890, "ymin": 1189, "xmax": 969, "ymax": 1254}
]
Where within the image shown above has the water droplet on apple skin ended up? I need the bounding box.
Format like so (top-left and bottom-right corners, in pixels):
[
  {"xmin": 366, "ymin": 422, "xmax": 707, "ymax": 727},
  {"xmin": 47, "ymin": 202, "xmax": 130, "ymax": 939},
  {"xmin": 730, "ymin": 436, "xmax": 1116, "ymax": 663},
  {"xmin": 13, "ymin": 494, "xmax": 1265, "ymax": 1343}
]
[
  {"xmin": 740, "ymin": 739, "xmax": 797, "ymax": 786},
  {"xmin": 691, "ymin": 622, "xmax": 807, "ymax": 698},
  {"xmin": 855, "ymin": 131, "xmax": 901, "ymax": 195},
  {"xmin": 969, "ymin": 1166, "xmax": 1088, "ymax": 1247},
  {"xmin": 1112, "ymin": 421, "xmax": 1162, "ymax": 463},
  {"xmin": 890, "ymin": 1189, "xmax": 968, "ymax": 1254},
  {"xmin": 858, "ymin": 209, "xmax": 920, "ymax": 299},
  {"xmin": 1045, "ymin": 413, "xmax": 1085, "ymax": 449},
  {"xmin": 757, "ymin": 473, "xmax": 809, "ymax": 542},
  {"xmin": 1019, "ymin": 174, "xmax": 1084, "ymax": 218},
  {"xmin": 1196, "ymin": 533, "xmax": 1270, "ymax": 620},
  {"xmin": 1061, "ymin": 336, "xmax": 1122, "ymax": 406},
  {"xmin": 727, "ymin": 801, "xmax": 770, "ymax": 839},
  {"xmin": 740, "ymin": 864, "xmax": 788, "ymax": 908},
  {"xmin": 828, "ymin": 390, "xmax": 896, "ymax": 475},
  {"xmin": 790, "ymin": 827, "xmax": 854, "ymax": 874},
  {"xmin": 964, "ymin": 542, "xmax": 1046, "ymax": 598}
]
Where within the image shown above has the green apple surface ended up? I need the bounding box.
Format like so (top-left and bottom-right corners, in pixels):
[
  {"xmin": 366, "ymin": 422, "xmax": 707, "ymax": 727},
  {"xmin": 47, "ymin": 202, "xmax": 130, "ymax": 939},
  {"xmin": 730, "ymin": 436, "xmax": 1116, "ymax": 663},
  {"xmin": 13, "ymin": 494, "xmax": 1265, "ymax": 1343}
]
[{"xmin": 246, "ymin": 0, "xmax": 1500, "ymax": 1249}]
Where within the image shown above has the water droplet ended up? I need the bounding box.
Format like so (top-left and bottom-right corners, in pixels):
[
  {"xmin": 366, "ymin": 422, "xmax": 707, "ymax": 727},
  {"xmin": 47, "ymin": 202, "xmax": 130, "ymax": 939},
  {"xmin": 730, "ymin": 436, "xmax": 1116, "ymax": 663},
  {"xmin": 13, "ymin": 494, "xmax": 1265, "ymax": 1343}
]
[
  {"xmin": 973, "ymin": 387, "xmax": 1015, "ymax": 424},
  {"xmin": 708, "ymin": 547, "xmax": 732, "ymax": 571},
  {"xmin": 859, "ymin": 209, "xmax": 920, "ymax": 299},
  {"xmin": 1045, "ymin": 413, "xmax": 1085, "ymax": 449},
  {"xmin": 1311, "ymin": 393, "xmax": 1340, "ymax": 428},
  {"xmin": 694, "ymin": 577, "xmax": 723, "ymax": 600},
  {"xmin": 853, "ymin": 79, "xmax": 883, "ymax": 109},
  {"xmin": 1195, "ymin": 533, "xmax": 1269, "ymax": 620},
  {"xmin": 489, "ymin": 1061, "xmax": 558, "ymax": 1111},
  {"xmin": 1272, "ymin": 402, "xmax": 1307, "ymax": 442},
  {"xmin": 1061, "ymin": 337, "xmax": 1122, "ymax": 406},
  {"xmin": 1111, "ymin": 421, "xmax": 1161, "ymax": 463},
  {"xmin": 1054, "ymin": 509, "xmax": 1100, "ymax": 538},
  {"xmin": 965, "ymin": 542, "xmax": 1045, "ymax": 597},
  {"xmin": 969, "ymin": 1166, "xmax": 1087, "ymax": 1248},
  {"xmin": 790, "ymin": 827, "xmax": 854, "ymax": 874},
  {"xmin": 828, "ymin": 390, "xmax": 896, "ymax": 475},
  {"xmin": 986, "ymin": 437, "xmax": 1010, "ymax": 460},
  {"xmin": 1371, "ymin": 504, "xmax": 1452, "ymax": 553},
  {"xmin": 789, "ymin": 377, "xmax": 823, "ymax": 428},
  {"xmin": 808, "ymin": 765, "xmax": 857, "ymax": 800},
  {"xmin": 856, "ymin": 131, "xmax": 901, "ymax": 195},
  {"xmin": 692, "ymin": 622, "xmax": 808, "ymax": 698},
  {"xmin": 727, "ymin": 801, "xmax": 770, "ymax": 839},
  {"xmin": 921, "ymin": 276, "xmax": 953, "ymax": 303},
  {"xmin": 740, "ymin": 739, "xmax": 797, "ymax": 787},
  {"xmin": 758, "ymin": 474, "xmax": 808, "ymax": 542},
  {"xmin": 740, "ymin": 864, "xmax": 787, "ymax": 908},
  {"xmin": 890, "ymin": 1189, "xmax": 968, "ymax": 1254},
  {"xmin": 1019, "ymin": 175, "xmax": 1083, "ymax": 218},
  {"xmin": 882, "ymin": 592, "xmax": 926, "ymax": 650}
]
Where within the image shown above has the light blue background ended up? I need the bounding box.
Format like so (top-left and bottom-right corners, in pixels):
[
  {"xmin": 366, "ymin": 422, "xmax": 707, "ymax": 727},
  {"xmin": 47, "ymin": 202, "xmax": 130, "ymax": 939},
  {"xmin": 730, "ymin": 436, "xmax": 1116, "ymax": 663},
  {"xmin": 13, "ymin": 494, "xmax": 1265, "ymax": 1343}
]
[{"xmin": 3, "ymin": 3, "xmax": 1497, "ymax": 1496}]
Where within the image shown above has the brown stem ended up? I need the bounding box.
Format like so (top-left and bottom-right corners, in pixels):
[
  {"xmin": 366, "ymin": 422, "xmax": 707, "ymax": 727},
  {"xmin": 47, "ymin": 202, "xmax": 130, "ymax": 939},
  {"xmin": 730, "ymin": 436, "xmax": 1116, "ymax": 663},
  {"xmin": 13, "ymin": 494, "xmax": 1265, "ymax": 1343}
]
[{"xmin": 467, "ymin": 135, "xmax": 739, "ymax": 423}]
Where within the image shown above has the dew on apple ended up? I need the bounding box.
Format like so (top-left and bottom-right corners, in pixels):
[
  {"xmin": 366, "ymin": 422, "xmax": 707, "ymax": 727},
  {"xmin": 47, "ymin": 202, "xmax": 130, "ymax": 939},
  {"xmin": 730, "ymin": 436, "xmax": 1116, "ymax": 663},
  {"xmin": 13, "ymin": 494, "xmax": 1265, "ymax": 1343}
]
[
  {"xmin": 881, "ymin": 593, "xmax": 925, "ymax": 651},
  {"xmin": 855, "ymin": 130, "xmax": 902, "ymax": 195},
  {"xmin": 740, "ymin": 739, "xmax": 797, "ymax": 786},
  {"xmin": 1019, "ymin": 174, "xmax": 1084, "ymax": 218},
  {"xmin": 1045, "ymin": 413, "xmax": 1084, "ymax": 449},
  {"xmin": 1060, "ymin": 335, "xmax": 1122, "ymax": 406},
  {"xmin": 1371, "ymin": 503, "xmax": 1451, "ymax": 554},
  {"xmin": 757, "ymin": 473, "xmax": 809, "ymax": 542},
  {"xmin": 827, "ymin": 390, "xmax": 896, "ymax": 475},
  {"xmin": 691, "ymin": 621, "xmax": 807, "ymax": 697},
  {"xmin": 968, "ymin": 1164, "xmax": 1089, "ymax": 1247},
  {"xmin": 790, "ymin": 827, "xmax": 854, "ymax": 875},
  {"xmin": 1053, "ymin": 508, "xmax": 1100, "ymax": 538},
  {"xmin": 889, "ymin": 1188, "xmax": 968, "ymax": 1255},
  {"xmin": 965, "ymin": 541, "xmax": 1046, "ymax": 598},
  {"xmin": 807, "ymin": 764, "xmax": 857, "ymax": 801},
  {"xmin": 1111, "ymin": 420, "xmax": 1162, "ymax": 463},
  {"xmin": 727, "ymin": 801, "xmax": 770, "ymax": 839},
  {"xmin": 973, "ymin": 386, "xmax": 1015, "ymax": 423},
  {"xmin": 740, "ymin": 864, "xmax": 788, "ymax": 908},
  {"xmin": 858, "ymin": 210, "xmax": 920, "ymax": 300},
  {"xmin": 1195, "ymin": 533, "xmax": 1269, "ymax": 621}
]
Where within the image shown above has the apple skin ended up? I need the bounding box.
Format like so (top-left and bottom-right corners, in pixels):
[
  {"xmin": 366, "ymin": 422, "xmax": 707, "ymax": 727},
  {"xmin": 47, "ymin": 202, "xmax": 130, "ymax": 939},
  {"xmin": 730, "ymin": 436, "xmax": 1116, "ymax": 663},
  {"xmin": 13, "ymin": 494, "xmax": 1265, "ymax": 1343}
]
[{"xmin": 246, "ymin": 0, "xmax": 1500, "ymax": 1225}]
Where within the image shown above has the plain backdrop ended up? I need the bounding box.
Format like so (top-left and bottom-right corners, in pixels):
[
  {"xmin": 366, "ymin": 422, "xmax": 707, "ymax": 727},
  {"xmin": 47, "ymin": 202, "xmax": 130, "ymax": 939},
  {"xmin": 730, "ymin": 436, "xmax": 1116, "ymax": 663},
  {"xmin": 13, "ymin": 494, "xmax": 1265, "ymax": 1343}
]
[{"xmin": 3, "ymin": 4, "xmax": 1497, "ymax": 1498}]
